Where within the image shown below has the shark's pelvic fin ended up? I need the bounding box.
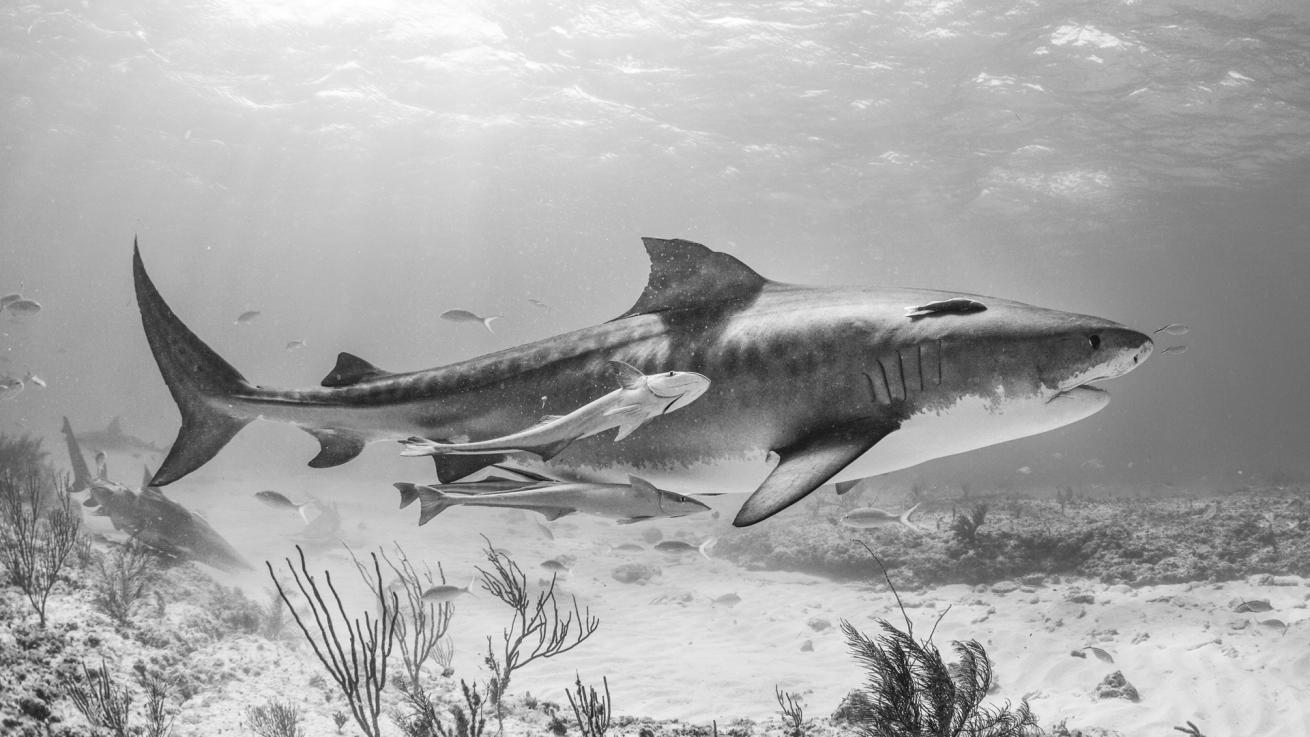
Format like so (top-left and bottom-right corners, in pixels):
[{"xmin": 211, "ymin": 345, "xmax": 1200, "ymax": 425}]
[
  {"xmin": 431, "ymin": 453, "xmax": 506, "ymax": 483},
  {"xmin": 613, "ymin": 238, "xmax": 769, "ymax": 320},
  {"xmin": 321, "ymin": 352, "xmax": 393, "ymax": 387},
  {"xmin": 733, "ymin": 419, "xmax": 900, "ymax": 527},
  {"xmin": 304, "ymin": 429, "xmax": 367, "ymax": 468}
]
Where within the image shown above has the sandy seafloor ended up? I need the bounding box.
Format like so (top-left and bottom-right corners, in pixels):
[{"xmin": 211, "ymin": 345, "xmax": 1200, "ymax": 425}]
[{"xmin": 22, "ymin": 454, "xmax": 1304, "ymax": 737}]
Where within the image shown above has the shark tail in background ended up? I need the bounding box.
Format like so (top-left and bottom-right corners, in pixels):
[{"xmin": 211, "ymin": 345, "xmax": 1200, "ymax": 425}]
[
  {"xmin": 899, "ymin": 502, "xmax": 924, "ymax": 532},
  {"xmin": 60, "ymin": 416, "xmax": 93, "ymax": 493},
  {"xmin": 133, "ymin": 240, "xmax": 256, "ymax": 486},
  {"xmin": 393, "ymin": 482, "xmax": 459, "ymax": 525}
]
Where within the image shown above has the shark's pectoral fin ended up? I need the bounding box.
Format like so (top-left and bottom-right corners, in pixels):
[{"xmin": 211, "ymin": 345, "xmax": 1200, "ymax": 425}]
[
  {"xmin": 733, "ymin": 419, "xmax": 899, "ymax": 527},
  {"xmin": 431, "ymin": 453, "xmax": 506, "ymax": 483},
  {"xmin": 304, "ymin": 429, "xmax": 367, "ymax": 468},
  {"xmin": 532, "ymin": 438, "xmax": 575, "ymax": 461},
  {"xmin": 538, "ymin": 507, "xmax": 575, "ymax": 522}
]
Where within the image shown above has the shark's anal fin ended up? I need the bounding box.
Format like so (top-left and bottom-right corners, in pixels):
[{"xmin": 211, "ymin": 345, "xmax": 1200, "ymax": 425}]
[
  {"xmin": 304, "ymin": 429, "xmax": 367, "ymax": 468},
  {"xmin": 733, "ymin": 419, "xmax": 899, "ymax": 527},
  {"xmin": 538, "ymin": 508, "xmax": 575, "ymax": 522},
  {"xmin": 612, "ymin": 238, "xmax": 769, "ymax": 321},
  {"xmin": 321, "ymin": 352, "xmax": 392, "ymax": 388}
]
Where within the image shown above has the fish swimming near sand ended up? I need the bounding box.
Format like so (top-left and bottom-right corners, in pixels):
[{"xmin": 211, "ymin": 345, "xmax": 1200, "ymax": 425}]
[
  {"xmin": 61, "ymin": 416, "xmax": 250, "ymax": 572},
  {"xmin": 395, "ymin": 475, "xmax": 711, "ymax": 525},
  {"xmin": 1233, "ymin": 599, "xmax": 1274, "ymax": 613},
  {"xmin": 441, "ymin": 309, "xmax": 500, "ymax": 333},
  {"xmin": 711, "ymin": 593, "xmax": 742, "ymax": 607},
  {"xmin": 541, "ymin": 559, "xmax": 570, "ymax": 573},
  {"xmin": 75, "ymin": 416, "xmax": 170, "ymax": 458},
  {"xmin": 421, "ymin": 578, "xmax": 476, "ymax": 603},
  {"xmin": 841, "ymin": 503, "xmax": 923, "ymax": 532},
  {"xmin": 1081, "ymin": 646, "xmax": 1114, "ymax": 664},
  {"xmin": 399, "ymin": 361, "xmax": 710, "ymax": 461},
  {"xmin": 234, "ymin": 310, "xmax": 261, "ymax": 325},
  {"xmin": 132, "ymin": 236, "xmax": 1152, "ymax": 527}
]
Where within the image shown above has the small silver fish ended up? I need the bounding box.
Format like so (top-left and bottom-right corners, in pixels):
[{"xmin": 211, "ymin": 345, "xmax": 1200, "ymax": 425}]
[
  {"xmin": 1162, "ymin": 345, "xmax": 1188, "ymax": 356},
  {"xmin": 440, "ymin": 309, "xmax": 500, "ymax": 333},
  {"xmin": 541, "ymin": 559, "xmax": 570, "ymax": 573},
  {"xmin": 1081, "ymin": 646, "xmax": 1114, "ymax": 663},
  {"xmin": 254, "ymin": 490, "xmax": 312, "ymax": 522},
  {"xmin": 421, "ymin": 578, "xmax": 475, "ymax": 603},
  {"xmin": 654, "ymin": 540, "xmax": 697, "ymax": 553},
  {"xmin": 5, "ymin": 298, "xmax": 41, "ymax": 316},
  {"xmin": 841, "ymin": 503, "xmax": 922, "ymax": 532},
  {"xmin": 711, "ymin": 593, "xmax": 741, "ymax": 607},
  {"xmin": 285, "ymin": 340, "xmax": 307, "ymax": 351},
  {"xmin": 1233, "ymin": 599, "xmax": 1273, "ymax": 613},
  {"xmin": 1153, "ymin": 323, "xmax": 1190, "ymax": 336},
  {"xmin": 235, "ymin": 310, "xmax": 262, "ymax": 325}
]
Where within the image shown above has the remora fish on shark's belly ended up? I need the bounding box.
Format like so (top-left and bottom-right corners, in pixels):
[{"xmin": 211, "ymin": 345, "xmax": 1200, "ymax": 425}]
[{"xmin": 133, "ymin": 237, "xmax": 1153, "ymax": 527}]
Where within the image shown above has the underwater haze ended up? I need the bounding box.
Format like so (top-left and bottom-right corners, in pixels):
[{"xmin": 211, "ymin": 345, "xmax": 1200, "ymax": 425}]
[{"xmin": 3, "ymin": 0, "xmax": 1310, "ymax": 735}]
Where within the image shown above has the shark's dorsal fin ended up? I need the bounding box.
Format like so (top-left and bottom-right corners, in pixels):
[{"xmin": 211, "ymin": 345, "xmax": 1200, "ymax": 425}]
[
  {"xmin": 321, "ymin": 352, "xmax": 391, "ymax": 388},
  {"xmin": 613, "ymin": 238, "xmax": 769, "ymax": 321},
  {"xmin": 608, "ymin": 361, "xmax": 646, "ymax": 390},
  {"xmin": 628, "ymin": 475, "xmax": 657, "ymax": 495},
  {"xmin": 107, "ymin": 416, "xmax": 124, "ymax": 436}
]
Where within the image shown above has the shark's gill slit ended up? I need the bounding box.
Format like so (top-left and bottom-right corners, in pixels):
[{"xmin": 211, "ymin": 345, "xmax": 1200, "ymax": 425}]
[{"xmin": 916, "ymin": 344, "xmax": 925, "ymax": 392}]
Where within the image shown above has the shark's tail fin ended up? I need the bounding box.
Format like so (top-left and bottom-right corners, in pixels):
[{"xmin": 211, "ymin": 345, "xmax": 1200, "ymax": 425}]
[
  {"xmin": 394, "ymin": 482, "xmax": 458, "ymax": 525},
  {"xmin": 899, "ymin": 502, "xmax": 923, "ymax": 532},
  {"xmin": 133, "ymin": 241, "xmax": 256, "ymax": 486},
  {"xmin": 60, "ymin": 417, "xmax": 93, "ymax": 493},
  {"xmin": 482, "ymin": 316, "xmax": 501, "ymax": 334}
]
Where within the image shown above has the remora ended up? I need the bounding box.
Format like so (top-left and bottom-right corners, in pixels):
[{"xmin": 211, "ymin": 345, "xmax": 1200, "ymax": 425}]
[{"xmin": 133, "ymin": 236, "xmax": 1152, "ymax": 527}]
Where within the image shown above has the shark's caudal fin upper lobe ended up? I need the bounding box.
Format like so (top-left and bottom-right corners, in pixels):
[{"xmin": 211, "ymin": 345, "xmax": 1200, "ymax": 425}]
[
  {"xmin": 60, "ymin": 416, "xmax": 94, "ymax": 492},
  {"xmin": 133, "ymin": 240, "xmax": 256, "ymax": 486}
]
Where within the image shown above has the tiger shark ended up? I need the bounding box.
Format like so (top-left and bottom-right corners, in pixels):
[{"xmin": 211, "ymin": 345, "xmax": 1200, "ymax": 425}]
[{"xmin": 133, "ymin": 236, "xmax": 1152, "ymax": 527}]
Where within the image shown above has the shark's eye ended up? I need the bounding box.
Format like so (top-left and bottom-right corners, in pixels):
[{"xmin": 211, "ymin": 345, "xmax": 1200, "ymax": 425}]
[{"xmin": 1088, "ymin": 334, "xmax": 1102, "ymax": 351}]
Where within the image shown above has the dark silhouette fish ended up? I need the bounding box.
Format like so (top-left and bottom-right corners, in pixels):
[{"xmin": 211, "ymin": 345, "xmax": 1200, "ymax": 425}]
[
  {"xmin": 1233, "ymin": 599, "xmax": 1273, "ymax": 613},
  {"xmin": 5, "ymin": 298, "xmax": 42, "ymax": 316},
  {"xmin": 132, "ymin": 237, "xmax": 1152, "ymax": 527},
  {"xmin": 61, "ymin": 417, "xmax": 249, "ymax": 572},
  {"xmin": 75, "ymin": 417, "xmax": 169, "ymax": 458},
  {"xmin": 440, "ymin": 309, "xmax": 500, "ymax": 333}
]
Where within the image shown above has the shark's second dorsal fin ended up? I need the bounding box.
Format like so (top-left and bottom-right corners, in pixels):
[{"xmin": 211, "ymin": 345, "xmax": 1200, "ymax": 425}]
[
  {"xmin": 107, "ymin": 416, "xmax": 124, "ymax": 436},
  {"xmin": 613, "ymin": 238, "xmax": 769, "ymax": 321},
  {"xmin": 321, "ymin": 352, "xmax": 391, "ymax": 387}
]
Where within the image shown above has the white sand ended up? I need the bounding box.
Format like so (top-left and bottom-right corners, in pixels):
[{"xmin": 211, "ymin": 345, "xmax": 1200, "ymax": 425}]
[{"xmin": 46, "ymin": 466, "xmax": 1310, "ymax": 736}]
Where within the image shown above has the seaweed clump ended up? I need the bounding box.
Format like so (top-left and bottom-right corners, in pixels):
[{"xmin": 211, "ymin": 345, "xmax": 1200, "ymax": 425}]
[{"xmin": 839, "ymin": 547, "xmax": 1040, "ymax": 737}]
